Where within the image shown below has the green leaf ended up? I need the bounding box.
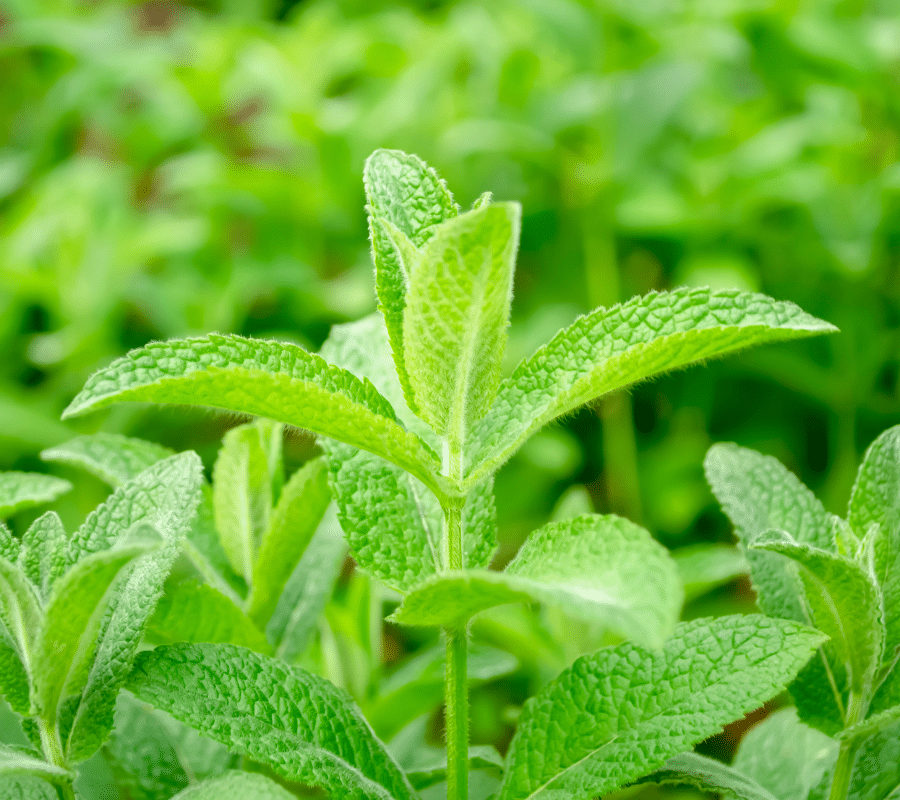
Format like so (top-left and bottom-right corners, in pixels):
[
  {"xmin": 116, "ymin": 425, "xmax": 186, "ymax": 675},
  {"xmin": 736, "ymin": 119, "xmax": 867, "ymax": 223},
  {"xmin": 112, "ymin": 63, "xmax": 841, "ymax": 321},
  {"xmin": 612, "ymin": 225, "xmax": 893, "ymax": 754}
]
[
  {"xmin": 812, "ymin": 720, "xmax": 900, "ymax": 800},
  {"xmin": 268, "ymin": 508, "xmax": 347, "ymax": 663},
  {"xmin": 849, "ymin": 425, "xmax": 900, "ymax": 658},
  {"xmin": 33, "ymin": 543, "xmax": 152, "ymax": 724},
  {"xmin": 0, "ymin": 472, "xmax": 71, "ymax": 517},
  {"xmin": 0, "ymin": 556, "xmax": 42, "ymax": 681},
  {"xmin": 639, "ymin": 752, "xmax": 780, "ymax": 800},
  {"xmin": 498, "ymin": 615, "xmax": 824, "ymax": 800},
  {"xmin": 170, "ymin": 771, "xmax": 297, "ymax": 799},
  {"xmin": 364, "ymin": 149, "xmax": 458, "ymax": 411},
  {"xmin": 19, "ymin": 512, "xmax": 67, "ymax": 599},
  {"xmin": 391, "ymin": 514, "xmax": 681, "ymax": 648},
  {"xmin": 212, "ymin": 420, "xmax": 279, "ymax": 585},
  {"xmin": 732, "ymin": 708, "xmax": 838, "ymax": 800},
  {"xmin": 403, "ymin": 202, "xmax": 520, "ymax": 436},
  {"xmin": 247, "ymin": 456, "xmax": 331, "ymax": 624},
  {"xmin": 147, "ymin": 581, "xmax": 271, "ymax": 654},
  {"xmin": 0, "ymin": 522, "xmax": 18, "ymax": 562},
  {"xmin": 64, "ymin": 548, "xmax": 178, "ymax": 763},
  {"xmin": 0, "ymin": 639, "xmax": 30, "ymax": 714},
  {"xmin": 468, "ymin": 288, "xmax": 837, "ymax": 485},
  {"xmin": 128, "ymin": 642, "xmax": 418, "ymax": 800},
  {"xmin": 0, "ymin": 743, "xmax": 73, "ymax": 781},
  {"xmin": 62, "ymin": 334, "xmax": 444, "ymax": 496},
  {"xmin": 0, "ymin": 775, "xmax": 58, "ymax": 799},
  {"xmin": 62, "ymin": 451, "xmax": 204, "ymax": 577},
  {"xmin": 751, "ymin": 529, "xmax": 884, "ymax": 696},
  {"xmin": 673, "ymin": 543, "xmax": 748, "ymax": 603},
  {"xmin": 41, "ymin": 433, "xmax": 175, "ymax": 488},
  {"xmin": 839, "ymin": 705, "xmax": 900, "ymax": 743}
]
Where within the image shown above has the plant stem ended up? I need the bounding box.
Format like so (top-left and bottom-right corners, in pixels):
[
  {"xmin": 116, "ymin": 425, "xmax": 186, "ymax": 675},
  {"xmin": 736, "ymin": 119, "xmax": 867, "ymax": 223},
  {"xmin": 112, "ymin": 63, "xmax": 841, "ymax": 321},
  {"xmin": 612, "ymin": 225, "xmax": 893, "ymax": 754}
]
[
  {"xmin": 829, "ymin": 692, "xmax": 867, "ymax": 800},
  {"xmin": 37, "ymin": 718, "xmax": 76, "ymax": 800}
]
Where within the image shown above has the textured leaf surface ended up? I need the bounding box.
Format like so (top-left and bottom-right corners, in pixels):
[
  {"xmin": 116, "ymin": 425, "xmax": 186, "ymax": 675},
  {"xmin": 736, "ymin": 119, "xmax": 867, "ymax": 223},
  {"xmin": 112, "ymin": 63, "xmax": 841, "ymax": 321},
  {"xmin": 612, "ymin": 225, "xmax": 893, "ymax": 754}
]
[
  {"xmin": 63, "ymin": 451, "xmax": 204, "ymax": 575},
  {"xmin": 498, "ymin": 615, "xmax": 824, "ymax": 800},
  {"xmin": 128, "ymin": 643, "xmax": 417, "ymax": 800},
  {"xmin": 392, "ymin": 514, "xmax": 680, "ymax": 648},
  {"xmin": 0, "ymin": 776, "xmax": 57, "ymax": 799},
  {"xmin": 732, "ymin": 708, "xmax": 837, "ymax": 800},
  {"xmin": 148, "ymin": 581, "xmax": 271, "ymax": 654},
  {"xmin": 170, "ymin": 771, "xmax": 297, "ymax": 799},
  {"xmin": 0, "ymin": 522, "xmax": 17, "ymax": 562},
  {"xmin": 403, "ymin": 203, "xmax": 520, "ymax": 435},
  {"xmin": 0, "ymin": 743, "xmax": 72, "ymax": 781},
  {"xmin": 849, "ymin": 426, "xmax": 900, "ymax": 658},
  {"xmin": 0, "ymin": 640, "xmax": 29, "ymax": 714},
  {"xmin": 62, "ymin": 334, "xmax": 443, "ymax": 493},
  {"xmin": 33, "ymin": 544, "xmax": 150, "ymax": 723},
  {"xmin": 248, "ymin": 456, "xmax": 331, "ymax": 623},
  {"xmin": 0, "ymin": 472, "xmax": 71, "ymax": 517},
  {"xmin": 364, "ymin": 148, "xmax": 457, "ymax": 409},
  {"xmin": 65, "ymin": 549, "xmax": 177, "ymax": 763},
  {"xmin": 19, "ymin": 513, "xmax": 67, "ymax": 599},
  {"xmin": 752, "ymin": 529, "xmax": 883, "ymax": 695},
  {"xmin": 41, "ymin": 433, "xmax": 174, "ymax": 487},
  {"xmin": 268, "ymin": 507, "xmax": 347, "ymax": 663},
  {"xmin": 468, "ymin": 288, "xmax": 836, "ymax": 483},
  {"xmin": 640, "ymin": 752, "xmax": 779, "ymax": 800},
  {"xmin": 0, "ymin": 556, "xmax": 42, "ymax": 688}
]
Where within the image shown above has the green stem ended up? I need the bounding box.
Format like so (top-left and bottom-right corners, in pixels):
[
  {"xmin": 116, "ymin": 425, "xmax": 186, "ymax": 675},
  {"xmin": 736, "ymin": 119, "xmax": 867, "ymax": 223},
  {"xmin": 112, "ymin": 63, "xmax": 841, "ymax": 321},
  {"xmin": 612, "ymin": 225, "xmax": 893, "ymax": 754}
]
[
  {"xmin": 829, "ymin": 692, "xmax": 867, "ymax": 800},
  {"xmin": 37, "ymin": 718, "xmax": 76, "ymax": 800}
]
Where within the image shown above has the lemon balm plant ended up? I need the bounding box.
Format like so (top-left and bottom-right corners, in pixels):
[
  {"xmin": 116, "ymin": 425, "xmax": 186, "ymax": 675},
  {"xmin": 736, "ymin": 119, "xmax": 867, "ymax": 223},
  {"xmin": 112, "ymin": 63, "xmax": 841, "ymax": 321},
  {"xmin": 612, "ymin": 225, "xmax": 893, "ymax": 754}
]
[{"xmin": 41, "ymin": 150, "xmax": 841, "ymax": 800}]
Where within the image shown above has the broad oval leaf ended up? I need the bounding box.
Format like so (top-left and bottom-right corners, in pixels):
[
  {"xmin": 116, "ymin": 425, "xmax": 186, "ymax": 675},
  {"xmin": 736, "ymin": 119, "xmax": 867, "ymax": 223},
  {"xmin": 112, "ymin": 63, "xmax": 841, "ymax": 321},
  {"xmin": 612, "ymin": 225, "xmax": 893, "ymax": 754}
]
[
  {"xmin": 391, "ymin": 514, "xmax": 681, "ymax": 649},
  {"xmin": 403, "ymin": 202, "xmax": 521, "ymax": 436},
  {"xmin": 0, "ymin": 472, "xmax": 71, "ymax": 517},
  {"xmin": 41, "ymin": 433, "xmax": 174, "ymax": 488},
  {"xmin": 170, "ymin": 771, "xmax": 296, "ymax": 799},
  {"xmin": 62, "ymin": 334, "xmax": 443, "ymax": 495},
  {"xmin": 468, "ymin": 288, "xmax": 837, "ymax": 485},
  {"xmin": 128, "ymin": 642, "xmax": 418, "ymax": 800},
  {"xmin": 498, "ymin": 615, "xmax": 824, "ymax": 800}
]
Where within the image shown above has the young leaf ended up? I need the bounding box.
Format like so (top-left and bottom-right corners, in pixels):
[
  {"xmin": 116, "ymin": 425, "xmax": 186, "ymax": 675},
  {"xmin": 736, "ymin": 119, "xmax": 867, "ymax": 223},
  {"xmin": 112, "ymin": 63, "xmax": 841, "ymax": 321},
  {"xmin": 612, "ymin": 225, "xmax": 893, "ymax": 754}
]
[
  {"xmin": 62, "ymin": 451, "xmax": 204, "ymax": 576},
  {"xmin": 247, "ymin": 456, "xmax": 331, "ymax": 624},
  {"xmin": 41, "ymin": 432, "xmax": 175, "ymax": 487},
  {"xmin": 364, "ymin": 148, "xmax": 458, "ymax": 410},
  {"xmin": 639, "ymin": 752, "xmax": 779, "ymax": 800},
  {"xmin": 268, "ymin": 508, "xmax": 347, "ymax": 663},
  {"xmin": 19, "ymin": 512, "xmax": 67, "ymax": 599},
  {"xmin": 0, "ymin": 522, "xmax": 18, "ymax": 562},
  {"xmin": 0, "ymin": 743, "xmax": 73, "ymax": 781},
  {"xmin": 0, "ymin": 556, "xmax": 42, "ymax": 681},
  {"xmin": 731, "ymin": 708, "xmax": 838, "ymax": 800},
  {"xmin": 848, "ymin": 425, "xmax": 900, "ymax": 659},
  {"xmin": 403, "ymin": 202, "xmax": 521, "ymax": 437},
  {"xmin": 468, "ymin": 288, "xmax": 837, "ymax": 484},
  {"xmin": 64, "ymin": 548, "xmax": 179, "ymax": 763},
  {"xmin": 169, "ymin": 771, "xmax": 296, "ymax": 799},
  {"xmin": 128, "ymin": 642, "xmax": 418, "ymax": 800},
  {"xmin": 751, "ymin": 529, "xmax": 884, "ymax": 695},
  {"xmin": 147, "ymin": 581, "xmax": 271, "ymax": 655},
  {"xmin": 33, "ymin": 543, "xmax": 152, "ymax": 724},
  {"xmin": 0, "ymin": 472, "xmax": 71, "ymax": 517},
  {"xmin": 62, "ymin": 334, "xmax": 444, "ymax": 495},
  {"xmin": 498, "ymin": 615, "xmax": 824, "ymax": 800},
  {"xmin": 391, "ymin": 514, "xmax": 681, "ymax": 649}
]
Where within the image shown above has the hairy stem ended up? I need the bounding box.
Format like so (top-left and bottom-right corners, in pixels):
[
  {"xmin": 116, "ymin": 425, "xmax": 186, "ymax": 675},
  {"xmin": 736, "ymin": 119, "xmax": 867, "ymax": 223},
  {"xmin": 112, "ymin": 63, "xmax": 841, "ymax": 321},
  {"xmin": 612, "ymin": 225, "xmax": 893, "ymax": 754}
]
[
  {"xmin": 829, "ymin": 692, "xmax": 867, "ymax": 800},
  {"xmin": 38, "ymin": 718, "xmax": 76, "ymax": 800}
]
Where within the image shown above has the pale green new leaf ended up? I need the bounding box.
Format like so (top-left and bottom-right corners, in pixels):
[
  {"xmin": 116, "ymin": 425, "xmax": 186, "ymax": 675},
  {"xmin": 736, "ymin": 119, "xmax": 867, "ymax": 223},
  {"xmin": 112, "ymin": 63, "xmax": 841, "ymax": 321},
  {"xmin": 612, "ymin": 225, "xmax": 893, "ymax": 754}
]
[
  {"xmin": 391, "ymin": 514, "xmax": 681, "ymax": 649},
  {"xmin": 732, "ymin": 708, "xmax": 837, "ymax": 800},
  {"xmin": 403, "ymin": 202, "xmax": 521, "ymax": 436},
  {"xmin": 0, "ymin": 521, "xmax": 17, "ymax": 562},
  {"xmin": 41, "ymin": 433, "xmax": 174, "ymax": 487},
  {"xmin": 0, "ymin": 744, "xmax": 73, "ymax": 782},
  {"xmin": 147, "ymin": 581, "xmax": 271, "ymax": 655},
  {"xmin": 62, "ymin": 334, "xmax": 443, "ymax": 495},
  {"xmin": 0, "ymin": 556, "xmax": 42, "ymax": 681},
  {"xmin": 752, "ymin": 529, "xmax": 883, "ymax": 695},
  {"xmin": 170, "ymin": 771, "xmax": 296, "ymax": 799},
  {"xmin": 248, "ymin": 456, "xmax": 331, "ymax": 624},
  {"xmin": 468, "ymin": 288, "xmax": 836, "ymax": 484},
  {"xmin": 364, "ymin": 148, "xmax": 458, "ymax": 410},
  {"xmin": 127, "ymin": 642, "xmax": 418, "ymax": 800},
  {"xmin": 498, "ymin": 615, "xmax": 824, "ymax": 800},
  {"xmin": 64, "ymin": 548, "xmax": 178, "ymax": 763},
  {"xmin": 212, "ymin": 420, "xmax": 280, "ymax": 584},
  {"xmin": 849, "ymin": 425, "xmax": 900, "ymax": 658},
  {"xmin": 673, "ymin": 543, "xmax": 748, "ymax": 603},
  {"xmin": 268, "ymin": 507, "xmax": 347, "ymax": 663},
  {"xmin": 639, "ymin": 752, "xmax": 779, "ymax": 800},
  {"xmin": 33, "ymin": 543, "xmax": 151, "ymax": 723},
  {"xmin": 0, "ymin": 472, "xmax": 71, "ymax": 517},
  {"xmin": 62, "ymin": 451, "xmax": 204, "ymax": 576},
  {"xmin": 19, "ymin": 512, "xmax": 67, "ymax": 598}
]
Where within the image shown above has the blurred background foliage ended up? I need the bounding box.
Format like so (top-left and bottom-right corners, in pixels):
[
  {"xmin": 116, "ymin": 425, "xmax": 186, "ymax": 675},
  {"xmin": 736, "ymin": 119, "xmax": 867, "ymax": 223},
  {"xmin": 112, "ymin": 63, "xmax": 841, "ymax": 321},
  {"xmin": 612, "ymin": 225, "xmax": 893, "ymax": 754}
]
[{"xmin": 1, "ymin": 0, "xmax": 899, "ymax": 793}]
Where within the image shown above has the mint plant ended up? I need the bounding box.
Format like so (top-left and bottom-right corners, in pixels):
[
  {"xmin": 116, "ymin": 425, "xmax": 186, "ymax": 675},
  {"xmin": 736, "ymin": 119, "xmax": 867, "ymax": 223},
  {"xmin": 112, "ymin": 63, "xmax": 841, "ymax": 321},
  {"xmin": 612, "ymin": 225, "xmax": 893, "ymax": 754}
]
[
  {"xmin": 26, "ymin": 149, "xmax": 840, "ymax": 799},
  {"xmin": 704, "ymin": 424, "xmax": 900, "ymax": 800}
]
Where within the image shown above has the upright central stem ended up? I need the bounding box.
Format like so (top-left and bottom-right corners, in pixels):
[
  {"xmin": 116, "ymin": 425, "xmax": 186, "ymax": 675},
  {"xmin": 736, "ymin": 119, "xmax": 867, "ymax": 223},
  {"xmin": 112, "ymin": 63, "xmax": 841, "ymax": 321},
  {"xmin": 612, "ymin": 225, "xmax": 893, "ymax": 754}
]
[
  {"xmin": 829, "ymin": 691, "xmax": 867, "ymax": 800},
  {"xmin": 443, "ymin": 435, "xmax": 468, "ymax": 800},
  {"xmin": 38, "ymin": 718, "xmax": 76, "ymax": 800}
]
